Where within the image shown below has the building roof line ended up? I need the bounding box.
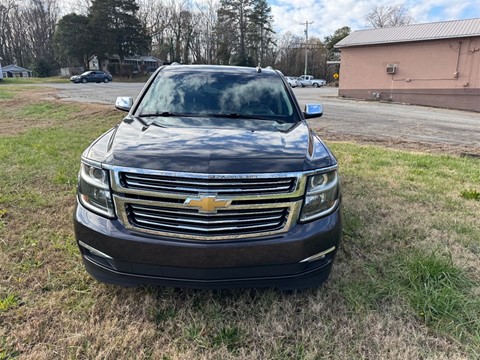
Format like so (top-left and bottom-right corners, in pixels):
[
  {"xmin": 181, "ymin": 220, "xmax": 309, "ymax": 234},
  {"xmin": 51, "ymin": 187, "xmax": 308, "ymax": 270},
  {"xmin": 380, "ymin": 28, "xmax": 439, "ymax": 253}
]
[{"xmin": 335, "ymin": 18, "xmax": 480, "ymax": 48}]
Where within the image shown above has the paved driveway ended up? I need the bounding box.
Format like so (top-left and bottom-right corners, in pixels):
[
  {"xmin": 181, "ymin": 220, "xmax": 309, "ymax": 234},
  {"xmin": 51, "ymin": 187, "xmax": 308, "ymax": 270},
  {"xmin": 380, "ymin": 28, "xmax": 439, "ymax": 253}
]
[
  {"xmin": 44, "ymin": 82, "xmax": 480, "ymax": 153},
  {"xmin": 295, "ymin": 87, "xmax": 480, "ymax": 153}
]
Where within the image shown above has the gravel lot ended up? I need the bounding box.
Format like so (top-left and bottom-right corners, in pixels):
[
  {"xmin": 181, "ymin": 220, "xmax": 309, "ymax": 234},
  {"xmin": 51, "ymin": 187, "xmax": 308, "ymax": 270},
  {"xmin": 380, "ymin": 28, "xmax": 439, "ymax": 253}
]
[{"xmin": 43, "ymin": 82, "xmax": 480, "ymax": 154}]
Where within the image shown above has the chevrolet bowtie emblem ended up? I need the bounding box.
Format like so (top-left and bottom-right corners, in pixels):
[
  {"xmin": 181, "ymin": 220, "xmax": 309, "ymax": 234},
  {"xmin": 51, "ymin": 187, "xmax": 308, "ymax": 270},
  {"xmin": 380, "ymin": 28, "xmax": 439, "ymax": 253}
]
[{"xmin": 184, "ymin": 195, "xmax": 232, "ymax": 213}]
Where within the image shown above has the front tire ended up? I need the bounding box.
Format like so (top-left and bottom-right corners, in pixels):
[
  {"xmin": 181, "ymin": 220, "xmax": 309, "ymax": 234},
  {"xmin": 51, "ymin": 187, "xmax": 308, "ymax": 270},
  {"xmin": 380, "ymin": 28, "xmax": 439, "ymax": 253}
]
[
  {"xmin": 82, "ymin": 78, "xmax": 87, "ymax": 84},
  {"xmin": 104, "ymin": 78, "xmax": 109, "ymax": 83}
]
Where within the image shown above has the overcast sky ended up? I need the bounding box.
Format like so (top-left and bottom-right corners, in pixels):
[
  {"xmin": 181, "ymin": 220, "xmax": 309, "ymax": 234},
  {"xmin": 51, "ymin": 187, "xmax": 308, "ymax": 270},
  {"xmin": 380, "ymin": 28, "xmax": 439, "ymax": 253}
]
[
  {"xmin": 271, "ymin": 0, "xmax": 480, "ymax": 39},
  {"xmin": 62, "ymin": 0, "xmax": 480, "ymax": 40}
]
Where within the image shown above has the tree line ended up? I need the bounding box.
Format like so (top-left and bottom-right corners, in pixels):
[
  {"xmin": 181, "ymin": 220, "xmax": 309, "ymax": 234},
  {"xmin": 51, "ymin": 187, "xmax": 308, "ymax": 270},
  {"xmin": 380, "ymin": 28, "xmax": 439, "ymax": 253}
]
[{"xmin": 0, "ymin": 0, "xmax": 413, "ymax": 79}]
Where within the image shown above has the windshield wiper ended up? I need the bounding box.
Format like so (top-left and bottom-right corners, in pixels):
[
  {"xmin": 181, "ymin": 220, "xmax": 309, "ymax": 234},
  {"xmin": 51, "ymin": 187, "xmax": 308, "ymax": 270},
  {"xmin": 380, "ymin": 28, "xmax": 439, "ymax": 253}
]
[
  {"xmin": 136, "ymin": 112, "xmax": 291, "ymax": 124},
  {"xmin": 137, "ymin": 111, "xmax": 179, "ymax": 117}
]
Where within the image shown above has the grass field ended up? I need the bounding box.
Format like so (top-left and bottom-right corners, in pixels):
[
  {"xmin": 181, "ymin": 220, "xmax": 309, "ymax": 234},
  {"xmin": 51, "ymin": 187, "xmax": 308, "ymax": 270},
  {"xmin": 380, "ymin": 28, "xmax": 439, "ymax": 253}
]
[
  {"xmin": 0, "ymin": 77, "xmax": 70, "ymax": 85},
  {"xmin": 0, "ymin": 85, "xmax": 479, "ymax": 359}
]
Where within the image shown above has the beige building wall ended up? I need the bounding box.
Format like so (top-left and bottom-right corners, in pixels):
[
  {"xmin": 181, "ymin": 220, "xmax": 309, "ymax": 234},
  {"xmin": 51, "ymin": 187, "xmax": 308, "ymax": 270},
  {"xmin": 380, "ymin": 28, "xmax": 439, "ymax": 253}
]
[{"xmin": 338, "ymin": 37, "xmax": 480, "ymax": 112}]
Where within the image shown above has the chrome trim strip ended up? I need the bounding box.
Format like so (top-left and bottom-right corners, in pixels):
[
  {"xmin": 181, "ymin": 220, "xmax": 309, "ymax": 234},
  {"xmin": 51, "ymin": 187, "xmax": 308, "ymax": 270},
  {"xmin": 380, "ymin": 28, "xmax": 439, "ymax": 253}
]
[
  {"xmin": 78, "ymin": 241, "xmax": 113, "ymax": 260},
  {"xmin": 299, "ymin": 246, "xmax": 336, "ymax": 263},
  {"xmin": 115, "ymin": 195, "xmax": 298, "ymax": 211},
  {"xmin": 105, "ymin": 164, "xmax": 338, "ymax": 177}
]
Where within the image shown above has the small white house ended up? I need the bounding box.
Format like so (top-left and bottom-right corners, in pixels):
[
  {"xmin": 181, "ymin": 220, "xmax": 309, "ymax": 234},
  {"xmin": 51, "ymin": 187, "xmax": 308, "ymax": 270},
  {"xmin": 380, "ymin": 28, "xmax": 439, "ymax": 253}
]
[{"xmin": 2, "ymin": 64, "xmax": 33, "ymax": 78}]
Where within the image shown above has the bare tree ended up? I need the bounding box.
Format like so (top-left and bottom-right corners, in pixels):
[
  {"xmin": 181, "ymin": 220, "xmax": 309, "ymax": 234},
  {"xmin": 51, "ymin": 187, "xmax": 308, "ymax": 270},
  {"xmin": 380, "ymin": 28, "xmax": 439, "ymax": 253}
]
[
  {"xmin": 193, "ymin": 0, "xmax": 219, "ymax": 64},
  {"xmin": 66, "ymin": 0, "xmax": 91, "ymax": 15},
  {"xmin": 365, "ymin": 3, "xmax": 413, "ymax": 28},
  {"xmin": 137, "ymin": 0, "xmax": 220, "ymax": 64},
  {"xmin": 0, "ymin": 0, "xmax": 18, "ymax": 65},
  {"xmin": 274, "ymin": 32, "xmax": 304, "ymax": 76},
  {"xmin": 0, "ymin": 0, "xmax": 59, "ymax": 75}
]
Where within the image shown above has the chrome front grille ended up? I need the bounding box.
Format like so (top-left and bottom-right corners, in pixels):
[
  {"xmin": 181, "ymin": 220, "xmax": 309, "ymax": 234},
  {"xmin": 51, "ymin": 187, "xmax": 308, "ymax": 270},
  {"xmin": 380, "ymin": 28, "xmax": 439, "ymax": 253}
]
[
  {"xmin": 128, "ymin": 204, "xmax": 289, "ymax": 235},
  {"xmin": 120, "ymin": 172, "xmax": 296, "ymax": 196},
  {"xmin": 111, "ymin": 168, "xmax": 307, "ymax": 240}
]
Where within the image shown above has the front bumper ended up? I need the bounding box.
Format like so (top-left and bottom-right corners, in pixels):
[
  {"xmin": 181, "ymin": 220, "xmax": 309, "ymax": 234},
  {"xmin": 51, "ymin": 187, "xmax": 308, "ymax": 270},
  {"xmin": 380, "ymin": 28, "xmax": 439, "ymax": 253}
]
[{"xmin": 74, "ymin": 202, "xmax": 342, "ymax": 289}]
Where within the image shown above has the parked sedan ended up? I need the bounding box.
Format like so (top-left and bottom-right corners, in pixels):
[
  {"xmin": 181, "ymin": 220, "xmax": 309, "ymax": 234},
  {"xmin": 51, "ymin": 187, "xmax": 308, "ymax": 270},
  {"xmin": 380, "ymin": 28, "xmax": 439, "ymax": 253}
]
[{"xmin": 70, "ymin": 71, "xmax": 112, "ymax": 84}]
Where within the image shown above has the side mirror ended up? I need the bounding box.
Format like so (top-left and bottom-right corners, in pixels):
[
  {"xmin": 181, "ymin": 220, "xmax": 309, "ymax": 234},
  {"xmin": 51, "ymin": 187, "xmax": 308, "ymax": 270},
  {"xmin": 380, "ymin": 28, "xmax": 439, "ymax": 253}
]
[
  {"xmin": 115, "ymin": 96, "xmax": 133, "ymax": 112},
  {"xmin": 303, "ymin": 104, "xmax": 323, "ymax": 119}
]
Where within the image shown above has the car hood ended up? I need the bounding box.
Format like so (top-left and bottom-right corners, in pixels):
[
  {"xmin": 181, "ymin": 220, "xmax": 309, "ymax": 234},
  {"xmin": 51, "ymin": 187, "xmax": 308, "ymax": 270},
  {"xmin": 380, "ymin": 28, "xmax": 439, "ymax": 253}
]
[{"xmin": 84, "ymin": 116, "xmax": 336, "ymax": 173}]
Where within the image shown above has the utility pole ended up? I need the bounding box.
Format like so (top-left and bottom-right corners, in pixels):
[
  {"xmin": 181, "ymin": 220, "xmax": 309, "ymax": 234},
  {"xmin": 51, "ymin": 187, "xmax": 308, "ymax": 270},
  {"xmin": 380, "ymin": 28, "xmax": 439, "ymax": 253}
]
[{"xmin": 300, "ymin": 21, "xmax": 313, "ymax": 75}]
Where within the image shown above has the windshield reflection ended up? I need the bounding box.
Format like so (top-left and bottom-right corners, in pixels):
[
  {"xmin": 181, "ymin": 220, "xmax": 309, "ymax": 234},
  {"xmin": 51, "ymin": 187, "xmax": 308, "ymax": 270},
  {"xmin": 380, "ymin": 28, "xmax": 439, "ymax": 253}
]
[{"xmin": 137, "ymin": 70, "xmax": 297, "ymax": 123}]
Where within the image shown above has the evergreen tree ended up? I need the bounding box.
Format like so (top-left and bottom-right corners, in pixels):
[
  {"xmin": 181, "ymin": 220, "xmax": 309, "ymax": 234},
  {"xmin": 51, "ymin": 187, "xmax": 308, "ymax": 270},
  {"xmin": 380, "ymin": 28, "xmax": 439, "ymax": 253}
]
[
  {"xmin": 216, "ymin": 0, "xmax": 274, "ymax": 66},
  {"xmin": 324, "ymin": 26, "xmax": 350, "ymax": 61},
  {"xmin": 88, "ymin": 0, "xmax": 151, "ymax": 61},
  {"xmin": 248, "ymin": 0, "xmax": 275, "ymax": 66},
  {"xmin": 217, "ymin": 0, "xmax": 251, "ymax": 66},
  {"xmin": 54, "ymin": 13, "xmax": 91, "ymax": 67}
]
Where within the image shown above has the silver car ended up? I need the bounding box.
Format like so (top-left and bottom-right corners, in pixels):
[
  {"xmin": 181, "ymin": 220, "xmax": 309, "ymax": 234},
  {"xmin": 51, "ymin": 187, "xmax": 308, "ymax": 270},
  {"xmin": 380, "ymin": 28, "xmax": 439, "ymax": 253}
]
[{"xmin": 285, "ymin": 76, "xmax": 300, "ymax": 88}]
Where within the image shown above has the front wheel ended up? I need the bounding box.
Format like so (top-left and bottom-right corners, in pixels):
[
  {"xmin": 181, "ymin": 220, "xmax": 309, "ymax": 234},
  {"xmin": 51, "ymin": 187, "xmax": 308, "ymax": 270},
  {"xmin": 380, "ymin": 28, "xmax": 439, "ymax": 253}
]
[
  {"xmin": 103, "ymin": 78, "xmax": 109, "ymax": 83},
  {"xmin": 82, "ymin": 78, "xmax": 87, "ymax": 84}
]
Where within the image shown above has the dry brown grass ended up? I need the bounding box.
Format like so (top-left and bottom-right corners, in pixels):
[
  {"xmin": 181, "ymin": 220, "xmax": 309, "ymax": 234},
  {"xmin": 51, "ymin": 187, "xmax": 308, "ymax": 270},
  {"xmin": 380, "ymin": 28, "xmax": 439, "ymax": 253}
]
[
  {"xmin": 0, "ymin": 86, "xmax": 116, "ymax": 137},
  {"xmin": 318, "ymin": 131, "xmax": 480, "ymax": 157},
  {"xmin": 0, "ymin": 85, "xmax": 479, "ymax": 359}
]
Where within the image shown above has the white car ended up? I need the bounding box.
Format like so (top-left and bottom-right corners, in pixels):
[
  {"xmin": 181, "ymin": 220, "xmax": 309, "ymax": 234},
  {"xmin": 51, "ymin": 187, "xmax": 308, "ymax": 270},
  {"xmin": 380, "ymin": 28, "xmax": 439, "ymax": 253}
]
[{"xmin": 285, "ymin": 76, "xmax": 300, "ymax": 88}]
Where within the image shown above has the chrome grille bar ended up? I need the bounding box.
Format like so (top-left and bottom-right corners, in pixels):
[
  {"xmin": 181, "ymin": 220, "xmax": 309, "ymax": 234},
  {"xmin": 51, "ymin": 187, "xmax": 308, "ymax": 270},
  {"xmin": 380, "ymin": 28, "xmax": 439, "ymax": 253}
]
[
  {"xmin": 134, "ymin": 218, "xmax": 283, "ymax": 233},
  {"xmin": 130, "ymin": 204, "xmax": 284, "ymax": 218},
  {"xmin": 134, "ymin": 213, "xmax": 284, "ymax": 225},
  {"xmin": 124, "ymin": 174, "xmax": 293, "ymax": 187},
  {"xmin": 124, "ymin": 180, "xmax": 292, "ymax": 194},
  {"xmin": 130, "ymin": 207, "xmax": 285, "ymax": 226}
]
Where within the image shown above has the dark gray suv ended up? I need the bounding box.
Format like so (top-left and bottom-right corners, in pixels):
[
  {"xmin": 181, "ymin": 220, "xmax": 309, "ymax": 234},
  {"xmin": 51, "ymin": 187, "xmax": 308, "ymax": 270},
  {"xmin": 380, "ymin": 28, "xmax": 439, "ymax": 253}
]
[{"xmin": 73, "ymin": 64, "xmax": 342, "ymax": 290}]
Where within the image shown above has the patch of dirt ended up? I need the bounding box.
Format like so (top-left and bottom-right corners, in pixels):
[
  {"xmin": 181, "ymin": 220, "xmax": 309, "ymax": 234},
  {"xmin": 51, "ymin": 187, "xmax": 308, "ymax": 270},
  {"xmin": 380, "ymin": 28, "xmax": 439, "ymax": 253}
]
[
  {"xmin": 317, "ymin": 129, "xmax": 480, "ymax": 157},
  {"xmin": 0, "ymin": 87, "xmax": 115, "ymax": 137}
]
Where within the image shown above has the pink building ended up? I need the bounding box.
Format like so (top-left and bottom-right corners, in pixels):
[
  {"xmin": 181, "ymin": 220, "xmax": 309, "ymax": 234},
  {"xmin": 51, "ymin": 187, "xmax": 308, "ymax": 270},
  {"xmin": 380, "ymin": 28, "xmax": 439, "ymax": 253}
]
[{"xmin": 335, "ymin": 19, "xmax": 480, "ymax": 112}]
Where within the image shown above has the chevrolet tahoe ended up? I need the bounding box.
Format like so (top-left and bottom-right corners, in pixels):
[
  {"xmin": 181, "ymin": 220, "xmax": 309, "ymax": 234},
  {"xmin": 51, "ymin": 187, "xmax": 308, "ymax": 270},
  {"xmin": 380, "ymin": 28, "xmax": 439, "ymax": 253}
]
[{"xmin": 73, "ymin": 64, "xmax": 342, "ymax": 290}]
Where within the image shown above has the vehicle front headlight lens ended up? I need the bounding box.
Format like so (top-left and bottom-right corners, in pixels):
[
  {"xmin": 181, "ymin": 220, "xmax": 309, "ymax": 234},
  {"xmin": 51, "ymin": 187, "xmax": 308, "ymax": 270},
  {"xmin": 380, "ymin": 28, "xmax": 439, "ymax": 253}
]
[
  {"xmin": 300, "ymin": 170, "xmax": 339, "ymax": 222},
  {"xmin": 78, "ymin": 162, "xmax": 115, "ymax": 218}
]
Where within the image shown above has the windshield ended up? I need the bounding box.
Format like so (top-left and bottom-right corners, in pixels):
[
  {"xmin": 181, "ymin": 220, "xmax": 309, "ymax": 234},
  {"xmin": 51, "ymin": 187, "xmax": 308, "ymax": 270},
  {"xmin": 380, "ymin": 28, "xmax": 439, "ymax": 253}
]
[{"xmin": 136, "ymin": 69, "xmax": 298, "ymax": 123}]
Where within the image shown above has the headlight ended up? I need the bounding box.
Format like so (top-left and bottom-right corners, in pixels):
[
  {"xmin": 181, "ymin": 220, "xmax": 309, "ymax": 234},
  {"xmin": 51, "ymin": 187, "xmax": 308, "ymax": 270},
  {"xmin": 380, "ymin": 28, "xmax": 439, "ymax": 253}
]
[
  {"xmin": 300, "ymin": 169, "xmax": 339, "ymax": 222},
  {"xmin": 78, "ymin": 162, "xmax": 115, "ymax": 218}
]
